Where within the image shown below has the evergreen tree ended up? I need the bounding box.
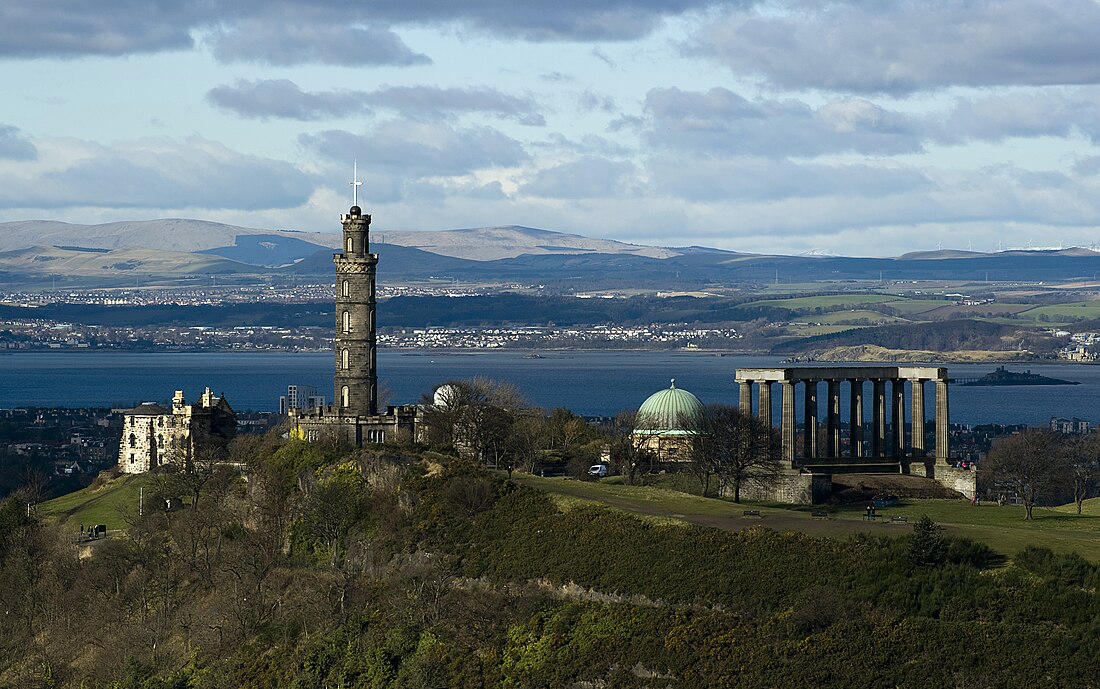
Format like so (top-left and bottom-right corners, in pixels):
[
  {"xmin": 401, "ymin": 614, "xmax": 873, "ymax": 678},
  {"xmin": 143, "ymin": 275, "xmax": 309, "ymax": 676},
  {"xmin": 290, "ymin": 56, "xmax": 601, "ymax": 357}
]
[{"xmin": 908, "ymin": 514, "xmax": 947, "ymax": 567}]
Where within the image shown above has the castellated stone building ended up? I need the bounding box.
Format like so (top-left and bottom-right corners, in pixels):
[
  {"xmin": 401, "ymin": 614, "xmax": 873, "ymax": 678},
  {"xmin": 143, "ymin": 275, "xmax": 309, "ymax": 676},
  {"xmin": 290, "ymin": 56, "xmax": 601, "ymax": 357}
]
[
  {"xmin": 289, "ymin": 202, "xmax": 423, "ymax": 446},
  {"xmin": 118, "ymin": 388, "xmax": 236, "ymax": 474}
]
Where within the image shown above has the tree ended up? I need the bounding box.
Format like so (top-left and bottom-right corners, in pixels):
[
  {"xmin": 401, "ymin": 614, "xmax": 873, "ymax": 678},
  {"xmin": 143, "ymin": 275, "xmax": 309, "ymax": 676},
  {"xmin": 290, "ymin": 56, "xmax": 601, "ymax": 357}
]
[
  {"xmin": 984, "ymin": 428, "xmax": 1070, "ymax": 520},
  {"xmin": 606, "ymin": 410, "xmax": 654, "ymax": 485},
  {"xmin": 1064, "ymin": 434, "xmax": 1100, "ymax": 515},
  {"xmin": 908, "ymin": 515, "xmax": 947, "ymax": 567},
  {"xmin": 686, "ymin": 404, "xmax": 783, "ymax": 501},
  {"xmin": 422, "ymin": 377, "xmax": 531, "ymax": 467}
]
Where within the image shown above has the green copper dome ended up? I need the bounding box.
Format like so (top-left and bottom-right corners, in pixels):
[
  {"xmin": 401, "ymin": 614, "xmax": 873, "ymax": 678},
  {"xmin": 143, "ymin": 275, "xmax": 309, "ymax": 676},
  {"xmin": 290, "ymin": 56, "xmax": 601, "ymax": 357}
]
[{"xmin": 636, "ymin": 379, "xmax": 704, "ymax": 435}]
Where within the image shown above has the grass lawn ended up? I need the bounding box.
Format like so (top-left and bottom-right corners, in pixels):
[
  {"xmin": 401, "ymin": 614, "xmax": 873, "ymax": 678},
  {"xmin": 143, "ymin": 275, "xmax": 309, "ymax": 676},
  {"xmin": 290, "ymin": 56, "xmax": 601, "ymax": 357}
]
[
  {"xmin": 511, "ymin": 474, "xmax": 1100, "ymax": 562},
  {"xmin": 38, "ymin": 473, "xmax": 152, "ymax": 529}
]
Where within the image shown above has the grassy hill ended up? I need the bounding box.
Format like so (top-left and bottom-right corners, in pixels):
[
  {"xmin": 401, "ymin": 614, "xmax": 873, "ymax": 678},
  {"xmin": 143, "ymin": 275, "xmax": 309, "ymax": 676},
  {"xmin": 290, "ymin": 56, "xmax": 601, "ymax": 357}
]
[
  {"xmin": 512, "ymin": 474, "xmax": 1100, "ymax": 562},
  {"xmin": 38, "ymin": 473, "xmax": 150, "ymax": 528}
]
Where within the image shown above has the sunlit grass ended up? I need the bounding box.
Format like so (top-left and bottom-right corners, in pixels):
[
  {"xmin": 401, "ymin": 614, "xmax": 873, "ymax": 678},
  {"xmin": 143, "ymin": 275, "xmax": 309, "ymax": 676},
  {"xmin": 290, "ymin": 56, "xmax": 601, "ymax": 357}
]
[
  {"xmin": 512, "ymin": 474, "xmax": 1100, "ymax": 562},
  {"xmin": 38, "ymin": 473, "xmax": 152, "ymax": 529}
]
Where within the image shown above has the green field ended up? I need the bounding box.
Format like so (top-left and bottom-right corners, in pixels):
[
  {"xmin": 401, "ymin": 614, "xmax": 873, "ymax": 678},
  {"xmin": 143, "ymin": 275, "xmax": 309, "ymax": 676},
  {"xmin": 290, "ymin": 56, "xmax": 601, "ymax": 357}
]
[
  {"xmin": 512, "ymin": 475, "xmax": 1100, "ymax": 562},
  {"xmin": 742, "ymin": 293, "xmax": 900, "ymax": 311},
  {"xmin": 1016, "ymin": 301, "xmax": 1100, "ymax": 322},
  {"xmin": 38, "ymin": 473, "xmax": 151, "ymax": 529},
  {"xmin": 813, "ymin": 309, "xmax": 908, "ymax": 325}
]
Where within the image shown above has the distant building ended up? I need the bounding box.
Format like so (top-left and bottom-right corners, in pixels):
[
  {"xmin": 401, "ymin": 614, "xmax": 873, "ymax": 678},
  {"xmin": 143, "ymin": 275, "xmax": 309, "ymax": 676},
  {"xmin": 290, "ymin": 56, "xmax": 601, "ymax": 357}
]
[
  {"xmin": 279, "ymin": 384, "xmax": 325, "ymax": 414},
  {"xmin": 1050, "ymin": 417, "xmax": 1092, "ymax": 435},
  {"xmin": 118, "ymin": 388, "xmax": 236, "ymax": 473},
  {"xmin": 289, "ymin": 187, "xmax": 424, "ymax": 446}
]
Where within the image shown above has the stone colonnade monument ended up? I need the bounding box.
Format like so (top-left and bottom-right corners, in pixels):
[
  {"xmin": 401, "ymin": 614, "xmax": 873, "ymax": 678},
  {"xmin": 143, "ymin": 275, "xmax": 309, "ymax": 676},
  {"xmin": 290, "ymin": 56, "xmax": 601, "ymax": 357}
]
[{"xmin": 733, "ymin": 366, "xmax": 973, "ymax": 499}]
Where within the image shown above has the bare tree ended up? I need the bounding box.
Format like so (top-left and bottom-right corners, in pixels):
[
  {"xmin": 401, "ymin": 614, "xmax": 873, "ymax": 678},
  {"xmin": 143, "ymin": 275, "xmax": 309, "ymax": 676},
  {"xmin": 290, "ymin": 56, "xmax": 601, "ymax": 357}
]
[
  {"xmin": 422, "ymin": 377, "xmax": 530, "ymax": 466},
  {"xmin": 687, "ymin": 404, "xmax": 783, "ymax": 502},
  {"xmin": 606, "ymin": 411, "xmax": 654, "ymax": 485},
  {"xmin": 984, "ymin": 428, "xmax": 1070, "ymax": 520},
  {"xmin": 1064, "ymin": 434, "xmax": 1100, "ymax": 515}
]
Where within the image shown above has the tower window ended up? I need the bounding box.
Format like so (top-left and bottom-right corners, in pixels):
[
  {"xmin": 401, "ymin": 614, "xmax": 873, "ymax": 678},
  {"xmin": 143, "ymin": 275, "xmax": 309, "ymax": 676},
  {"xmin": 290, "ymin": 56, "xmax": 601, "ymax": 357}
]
[
  {"xmin": 342, "ymin": 280, "xmax": 349, "ymax": 298},
  {"xmin": 342, "ymin": 348, "xmax": 349, "ymax": 370},
  {"xmin": 342, "ymin": 311, "xmax": 351, "ymax": 333},
  {"xmin": 346, "ymin": 237, "xmax": 354, "ymax": 253},
  {"xmin": 341, "ymin": 386, "xmax": 350, "ymax": 408}
]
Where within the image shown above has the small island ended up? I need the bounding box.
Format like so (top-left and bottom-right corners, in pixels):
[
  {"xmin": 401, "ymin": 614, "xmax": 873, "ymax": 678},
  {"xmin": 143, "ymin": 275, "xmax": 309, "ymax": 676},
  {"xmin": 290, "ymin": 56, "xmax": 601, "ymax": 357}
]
[{"xmin": 961, "ymin": 366, "xmax": 1079, "ymax": 386}]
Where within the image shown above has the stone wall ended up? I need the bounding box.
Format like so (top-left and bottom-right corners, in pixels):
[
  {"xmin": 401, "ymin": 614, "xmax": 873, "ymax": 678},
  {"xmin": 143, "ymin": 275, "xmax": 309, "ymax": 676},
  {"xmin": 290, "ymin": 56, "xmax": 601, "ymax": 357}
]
[
  {"xmin": 732, "ymin": 470, "xmax": 832, "ymax": 505},
  {"xmin": 933, "ymin": 466, "xmax": 977, "ymax": 500}
]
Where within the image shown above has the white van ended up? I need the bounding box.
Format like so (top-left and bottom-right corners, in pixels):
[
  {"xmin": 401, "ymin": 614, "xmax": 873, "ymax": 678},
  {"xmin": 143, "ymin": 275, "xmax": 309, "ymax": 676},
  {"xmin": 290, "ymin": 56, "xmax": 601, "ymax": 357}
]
[{"xmin": 587, "ymin": 464, "xmax": 609, "ymax": 478}]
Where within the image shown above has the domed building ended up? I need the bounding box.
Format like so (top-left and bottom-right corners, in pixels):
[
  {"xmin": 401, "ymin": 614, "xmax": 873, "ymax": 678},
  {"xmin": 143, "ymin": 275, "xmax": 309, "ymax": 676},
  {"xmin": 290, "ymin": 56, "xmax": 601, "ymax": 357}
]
[{"xmin": 634, "ymin": 379, "xmax": 704, "ymax": 462}]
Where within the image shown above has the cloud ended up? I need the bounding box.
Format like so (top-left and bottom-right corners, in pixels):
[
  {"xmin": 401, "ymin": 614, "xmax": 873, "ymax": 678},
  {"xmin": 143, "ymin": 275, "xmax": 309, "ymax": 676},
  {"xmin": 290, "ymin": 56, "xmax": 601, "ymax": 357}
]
[
  {"xmin": 208, "ymin": 80, "xmax": 369, "ymax": 120},
  {"xmin": 694, "ymin": 0, "xmax": 1100, "ymax": 94},
  {"xmin": 207, "ymin": 21, "xmax": 429, "ymax": 66},
  {"xmin": 522, "ymin": 157, "xmax": 636, "ymax": 198},
  {"xmin": 0, "ymin": 0, "xmax": 723, "ymax": 60},
  {"xmin": 0, "ymin": 125, "xmax": 37, "ymax": 160},
  {"xmin": 933, "ymin": 89, "xmax": 1100, "ymax": 144},
  {"xmin": 0, "ymin": 0, "xmax": 198, "ymax": 57},
  {"xmin": 368, "ymin": 86, "xmax": 545, "ymax": 125},
  {"xmin": 643, "ymin": 88, "xmax": 923, "ymax": 156},
  {"xmin": 645, "ymin": 155, "xmax": 932, "ymax": 202},
  {"xmin": 640, "ymin": 86, "xmax": 1100, "ymax": 158},
  {"xmin": 209, "ymin": 81, "xmax": 544, "ymax": 124},
  {"xmin": 0, "ymin": 137, "xmax": 314, "ymax": 210},
  {"xmin": 301, "ymin": 121, "xmax": 529, "ymax": 177}
]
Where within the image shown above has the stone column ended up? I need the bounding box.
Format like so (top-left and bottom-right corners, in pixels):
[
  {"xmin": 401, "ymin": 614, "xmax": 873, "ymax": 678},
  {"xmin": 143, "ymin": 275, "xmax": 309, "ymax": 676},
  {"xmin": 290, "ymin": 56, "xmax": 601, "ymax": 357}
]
[
  {"xmin": 758, "ymin": 382, "xmax": 772, "ymax": 429},
  {"xmin": 781, "ymin": 380, "xmax": 796, "ymax": 466},
  {"xmin": 826, "ymin": 379, "xmax": 841, "ymax": 458},
  {"xmin": 892, "ymin": 380, "xmax": 906, "ymax": 457},
  {"xmin": 803, "ymin": 380, "xmax": 818, "ymax": 460},
  {"xmin": 739, "ymin": 380, "xmax": 753, "ymax": 416},
  {"xmin": 911, "ymin": 379, "xmax": 926, "ymax": 457},
  {"xmin": 936, "ymin": 378, "xmax": 950, "ymax": 463},
  {"xmin": 849, "ymin": 379, "xmax": 863, "ymax": 458},
  {"xmin": 872, "ymin": 379, "xmax": 887, "ymax": 458}
]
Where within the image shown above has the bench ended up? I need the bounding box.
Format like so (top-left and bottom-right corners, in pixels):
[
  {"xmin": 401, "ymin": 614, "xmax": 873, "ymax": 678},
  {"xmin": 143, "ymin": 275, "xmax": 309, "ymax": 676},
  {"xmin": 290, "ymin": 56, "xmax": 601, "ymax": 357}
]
[
  {"xmin": 811, "ymin": 510, "xmax": 829, "ymax": 518},
  {"xmin": 890, "ymin": 516, "xmax": 908, "ymax": 524},
  {"xmin": 862, "ymin": 514, "xmax": 878, "ymax": 521},
  {"xmin": 743, "ymin": 510, "xmax": 761, "ymax": 517}
]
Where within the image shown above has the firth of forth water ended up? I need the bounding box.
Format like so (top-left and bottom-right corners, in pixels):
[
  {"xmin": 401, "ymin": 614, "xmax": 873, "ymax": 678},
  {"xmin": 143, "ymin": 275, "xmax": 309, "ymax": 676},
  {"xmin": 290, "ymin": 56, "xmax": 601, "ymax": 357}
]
[{"xmin": 0, "ymin": 350, "xmax": 1095, "ymax": 426}]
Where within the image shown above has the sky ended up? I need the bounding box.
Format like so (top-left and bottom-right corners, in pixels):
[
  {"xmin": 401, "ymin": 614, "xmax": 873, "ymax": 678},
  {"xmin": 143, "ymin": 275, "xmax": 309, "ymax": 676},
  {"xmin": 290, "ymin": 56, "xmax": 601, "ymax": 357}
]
[{"xmin": 3, "ymin": 0, "xmax": 1100, "ymax": 257}]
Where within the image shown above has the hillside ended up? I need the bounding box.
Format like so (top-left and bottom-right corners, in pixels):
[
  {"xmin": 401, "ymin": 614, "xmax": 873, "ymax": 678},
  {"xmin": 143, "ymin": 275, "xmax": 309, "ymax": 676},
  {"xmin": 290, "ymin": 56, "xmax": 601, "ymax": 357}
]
[{"xmin": 9, "ymin": 444, "xmax": 1100, "ymax": 687}]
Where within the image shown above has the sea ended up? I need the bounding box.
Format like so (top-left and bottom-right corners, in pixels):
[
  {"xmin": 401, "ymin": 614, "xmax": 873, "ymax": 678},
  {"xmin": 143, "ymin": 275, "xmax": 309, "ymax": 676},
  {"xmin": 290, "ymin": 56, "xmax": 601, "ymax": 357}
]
[{"xmin": 0, "ymin": 350, "xmax": 1096, "ymax": 426}]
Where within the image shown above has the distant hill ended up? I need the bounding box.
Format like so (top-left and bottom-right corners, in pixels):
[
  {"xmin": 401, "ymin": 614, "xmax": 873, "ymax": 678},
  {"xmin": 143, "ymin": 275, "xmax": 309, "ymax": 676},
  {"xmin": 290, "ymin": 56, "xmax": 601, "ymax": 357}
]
[
  {"xmin": 7, "ymin": 217, "xmax": 1100, "ymax": 287},
  {"xmin": 0, "ymin": 245, "xmax": 253, "ymax": 277},
  {"xmin": 379, "ymin": 225, "xmax": 681, "ymax": 260}
]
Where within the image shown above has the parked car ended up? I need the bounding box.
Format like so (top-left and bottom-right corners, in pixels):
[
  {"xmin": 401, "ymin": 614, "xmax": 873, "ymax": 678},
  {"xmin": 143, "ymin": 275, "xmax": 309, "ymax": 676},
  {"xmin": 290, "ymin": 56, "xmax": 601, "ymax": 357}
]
[{"xmin": 587, "ymin": 464, "xmax": 609, "ymax": 478}]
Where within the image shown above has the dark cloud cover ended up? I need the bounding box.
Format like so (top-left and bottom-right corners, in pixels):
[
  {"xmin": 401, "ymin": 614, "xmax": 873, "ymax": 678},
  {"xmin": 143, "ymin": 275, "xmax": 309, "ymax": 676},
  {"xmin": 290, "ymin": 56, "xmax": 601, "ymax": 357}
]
[
  {"xmin": 0, "ymin": 0, "xmax": 725, "ymax": 61},
  {"xmin": 0, "ymin": 125, "xmax": 37, "ymax": 160},
  {"xmin": 0, "ymin": 138, "xmax": 314, "ymax": 210},
  {"xmin": 695, "ymin": 0, "xmax": 1100, "ymax": 94},
  {"xmin": 301, "ymin": 121, "xmax": 529, "ymax": 177},
  {"xmin": 209, "ymin": 80, "xmax": 544, "ymax": 124},
  {"xmin": 207, "ymin": 22, "xmax": 429, "ymax": 66}
]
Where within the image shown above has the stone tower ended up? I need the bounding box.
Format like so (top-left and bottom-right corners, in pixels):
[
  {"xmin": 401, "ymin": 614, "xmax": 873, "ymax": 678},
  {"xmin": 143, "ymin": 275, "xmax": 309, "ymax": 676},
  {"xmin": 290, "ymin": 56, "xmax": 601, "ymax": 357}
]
[{"xmin": 334, "ymin": 204, "xmax": 378, "ymax": 416}]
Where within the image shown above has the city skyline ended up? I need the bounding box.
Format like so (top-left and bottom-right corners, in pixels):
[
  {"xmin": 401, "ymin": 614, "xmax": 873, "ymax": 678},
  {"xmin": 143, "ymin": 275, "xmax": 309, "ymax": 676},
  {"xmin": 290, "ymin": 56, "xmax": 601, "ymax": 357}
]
[{"xmin": 3, "ymin": 1, "xmax": 1100, "ymax": 256}]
